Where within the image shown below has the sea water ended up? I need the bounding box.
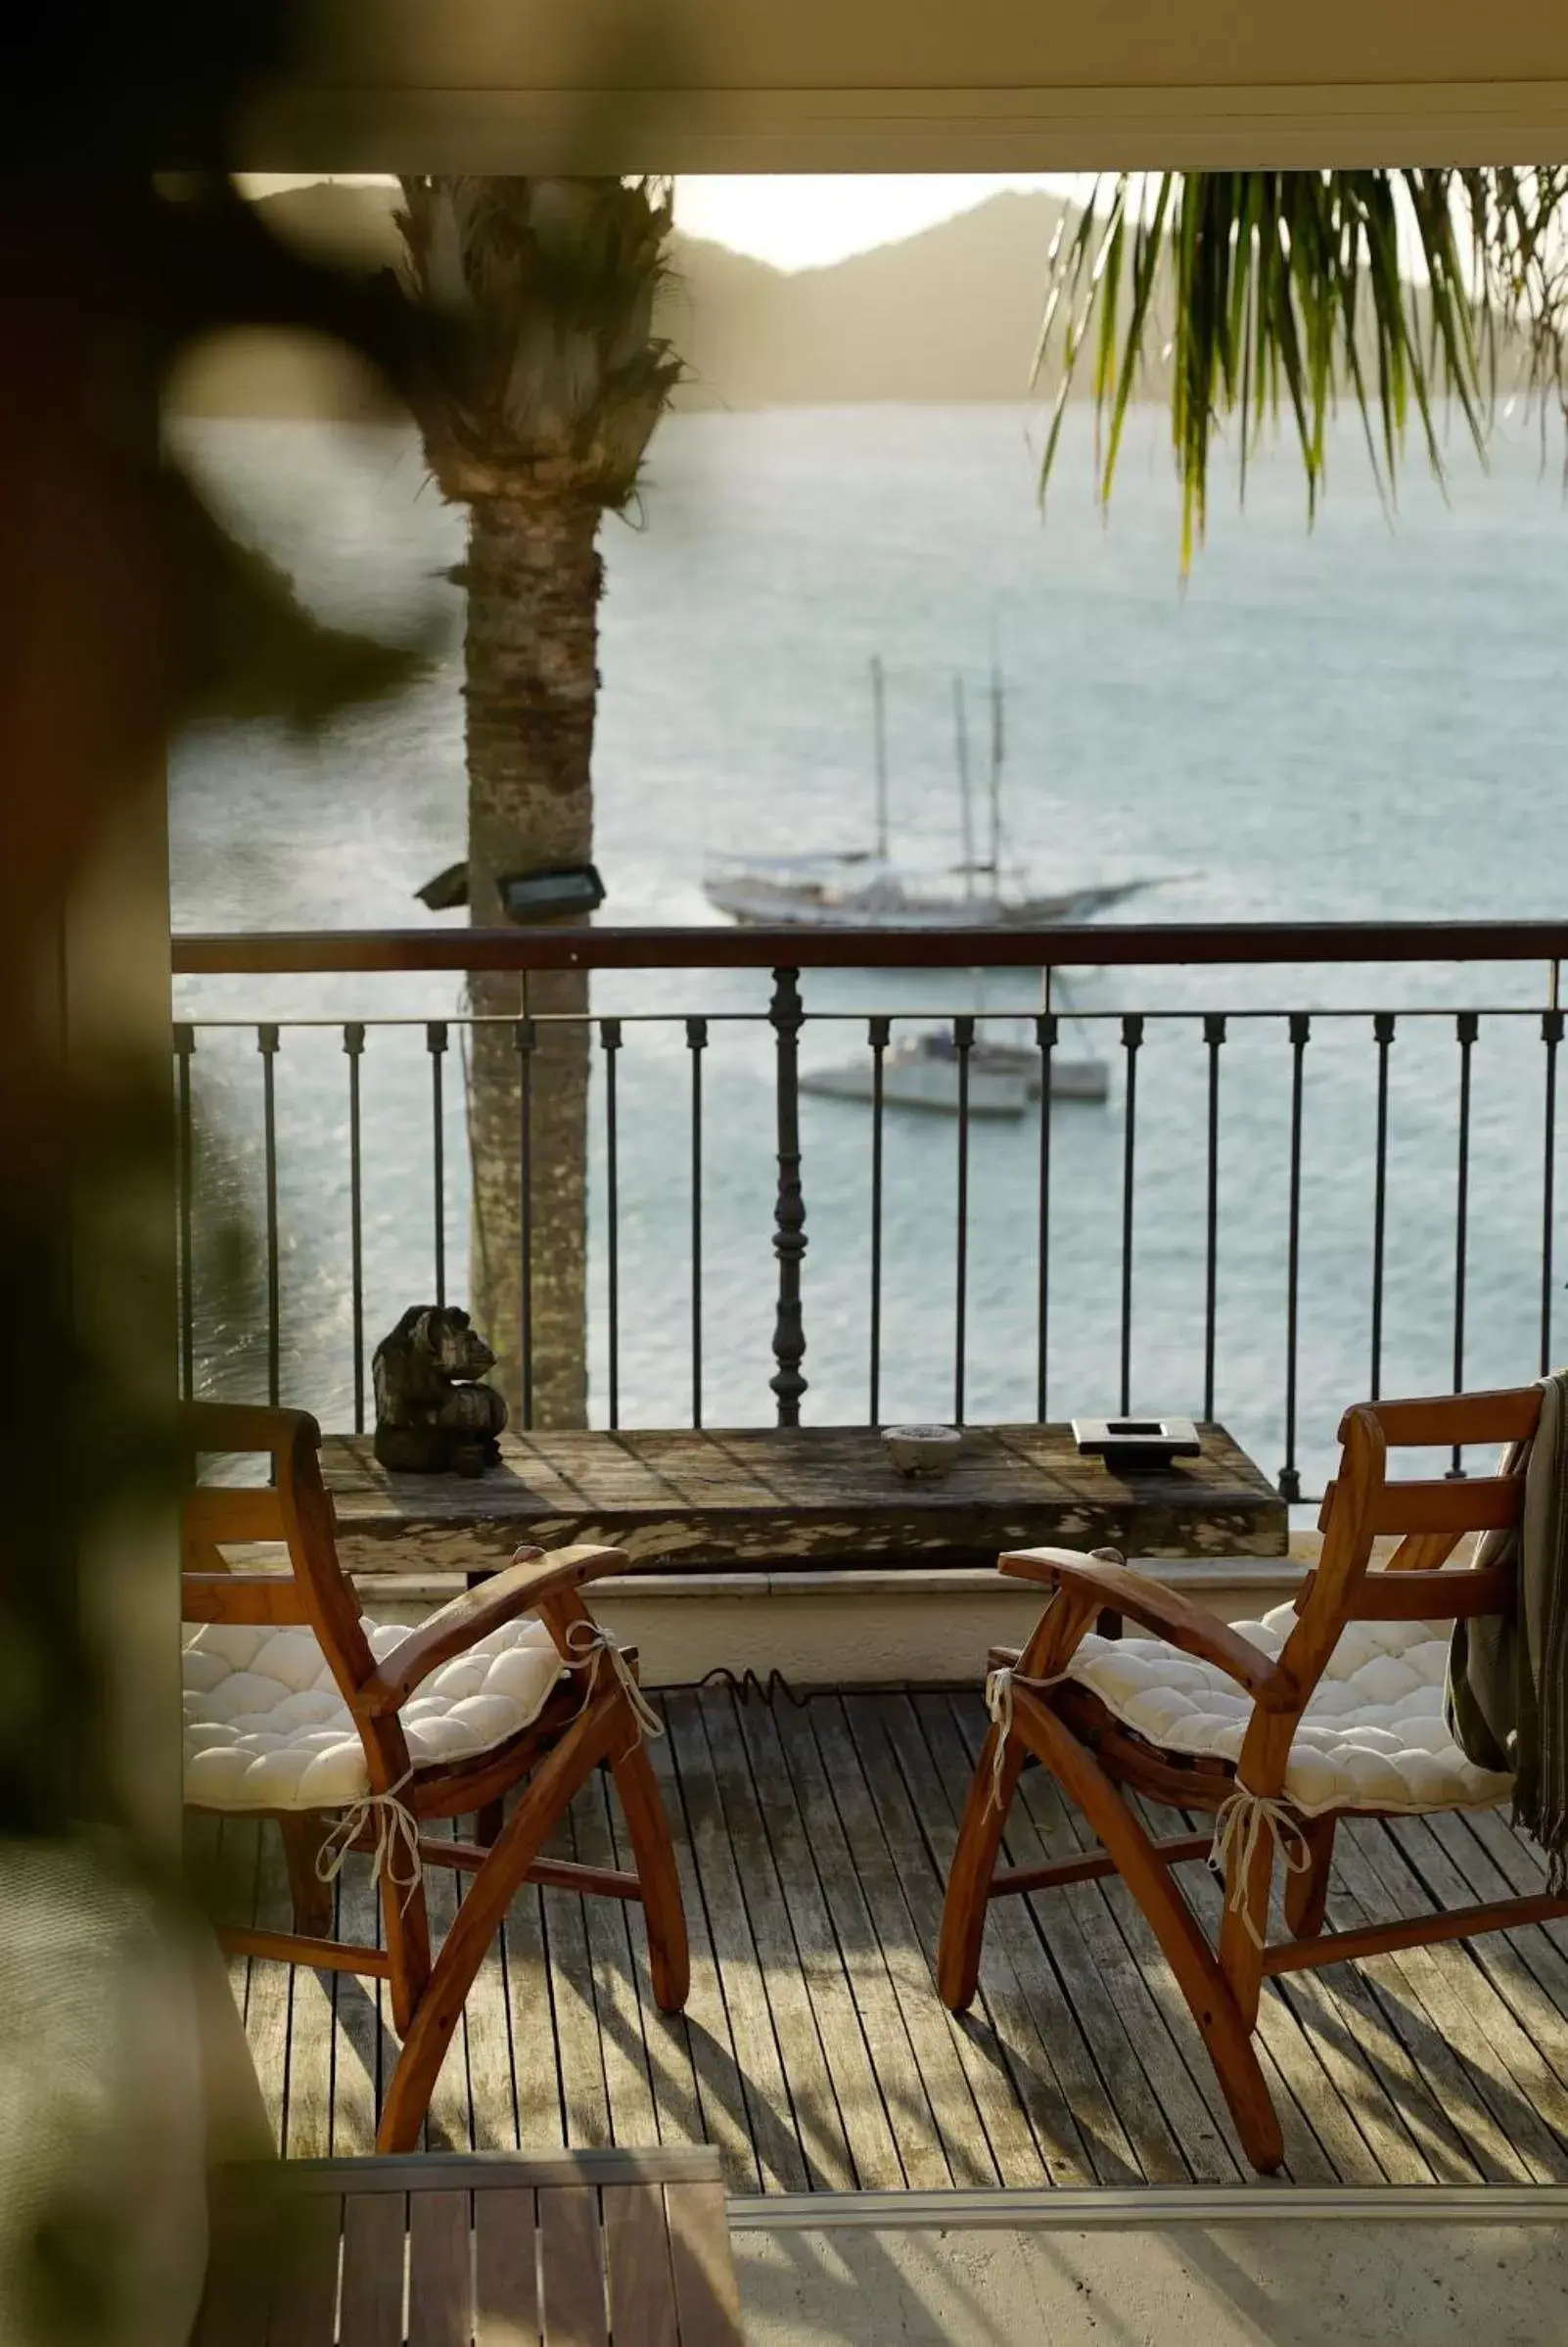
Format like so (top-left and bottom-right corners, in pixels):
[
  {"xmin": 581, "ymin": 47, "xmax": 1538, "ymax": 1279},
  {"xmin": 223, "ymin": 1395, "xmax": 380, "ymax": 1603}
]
[{"xmin": 169, "ymin": 401, "xmax": 1568, "ymax": 1496}]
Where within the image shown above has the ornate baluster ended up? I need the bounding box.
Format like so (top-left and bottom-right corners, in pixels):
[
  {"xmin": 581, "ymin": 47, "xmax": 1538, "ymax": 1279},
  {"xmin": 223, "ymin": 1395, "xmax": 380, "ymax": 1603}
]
[{"xmin": 769, "ymin": 967, "xmax": 807, "ymax": 1425}]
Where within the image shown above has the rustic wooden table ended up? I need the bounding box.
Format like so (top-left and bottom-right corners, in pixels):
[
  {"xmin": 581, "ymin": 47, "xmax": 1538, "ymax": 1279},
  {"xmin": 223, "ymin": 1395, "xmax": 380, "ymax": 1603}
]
[{"xmin": 321, "ymin": 1421, "xmax": 1286, "ymax": 1578}]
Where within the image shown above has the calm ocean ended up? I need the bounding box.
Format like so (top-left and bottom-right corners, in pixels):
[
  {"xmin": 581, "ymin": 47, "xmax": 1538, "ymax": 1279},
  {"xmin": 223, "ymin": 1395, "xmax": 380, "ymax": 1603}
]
[{"xmin": 170, "ymin": 402, "xmax": 1568, "ymax": 1496}]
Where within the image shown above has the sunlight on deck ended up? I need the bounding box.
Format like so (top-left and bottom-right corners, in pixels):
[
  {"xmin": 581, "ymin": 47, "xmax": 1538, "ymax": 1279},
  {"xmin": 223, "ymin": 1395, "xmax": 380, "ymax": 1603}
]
[{"xmin": 214, "ymin": 1686, "xmax": 1568, "ymax": 2192}]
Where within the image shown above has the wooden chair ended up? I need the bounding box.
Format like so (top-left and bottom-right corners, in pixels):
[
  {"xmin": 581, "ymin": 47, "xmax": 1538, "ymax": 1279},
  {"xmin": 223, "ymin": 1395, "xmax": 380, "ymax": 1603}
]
[
  {"xmin": 196, "ymin": 2146, "xmax": 745, "ymax": 2345},
  {"xmin": 181, "ymin": 1401, "xmax": 689, "ymax": 2155},
  {"xmin": 937, "ymin": 1384, "xmax": 1568, "ymax": 2174}
]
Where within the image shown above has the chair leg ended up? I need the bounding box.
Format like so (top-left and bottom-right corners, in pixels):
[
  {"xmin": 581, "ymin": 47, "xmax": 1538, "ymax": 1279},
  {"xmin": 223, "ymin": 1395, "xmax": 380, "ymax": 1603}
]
[
  {"xmin": 376, "ymin": 1692, "xmax": 625, "ymax": 2154},
  {"xmin": 1026, "ymin": 1690, "xmax": 1285, "ymax": 2174},
  {"xmin": 1284, "ymin": 1814, "xmax": 1336, "ymax": 1941},
  {"xmin": 279, "ymin": 1812, "xmax": 334, "ymax": 1940},
  {"xmin": 474, "ymin": 1798, "xmax": 504, "ymax": 1849},
  {"xmin": 383, "ymin": 1851, "xmax": 433, "ymax": 2043},
  {"xmin": 937, "ymin": 1719, "xmax": 1026, "ymax": 2012},
  {"xmin": 1216, "ymin": 1810, "xmax": 1278, "ymax": 2032},
  {"xmin": 608, "ymin": 1731, "xmax": 690, "ymax": 2014}
]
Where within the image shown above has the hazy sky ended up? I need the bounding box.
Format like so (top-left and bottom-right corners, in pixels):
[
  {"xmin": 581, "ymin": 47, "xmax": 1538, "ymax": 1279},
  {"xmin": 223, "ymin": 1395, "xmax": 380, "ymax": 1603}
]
[
  {"xmin": 243, "ymin": 173, "xmax": 1088, "ymax": 270},
  {"xmin": 674, "ymin": 174, "xmax": 1084, "ymax": 267}
]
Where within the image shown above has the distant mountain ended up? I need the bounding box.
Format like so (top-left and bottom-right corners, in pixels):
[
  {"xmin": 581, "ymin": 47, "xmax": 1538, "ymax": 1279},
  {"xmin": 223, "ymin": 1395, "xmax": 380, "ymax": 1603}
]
[
  {"xmin": 176, "ymin": 181, "xmax": 1465, "ymax": 425},
  {"xmin": 172, "ymin": 182, "xmax": 1091, "ymax": 417},
  {"xmin": 667, "ymin": 189, "xmax": 1078, "ymax": 408}
]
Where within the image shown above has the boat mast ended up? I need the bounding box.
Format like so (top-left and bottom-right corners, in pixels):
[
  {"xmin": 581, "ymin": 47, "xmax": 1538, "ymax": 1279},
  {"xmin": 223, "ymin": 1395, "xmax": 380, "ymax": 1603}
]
[
  {"xmin": 987, "ymin": 663, "xmax": 1004, "ymax": 893},
  {"xmin": 870, "ymin": 655, "xmax": 890, "ymax": 863},
  {"xmin": 952, "ymin": 673, "xmax": 975, "ymax": 900}
]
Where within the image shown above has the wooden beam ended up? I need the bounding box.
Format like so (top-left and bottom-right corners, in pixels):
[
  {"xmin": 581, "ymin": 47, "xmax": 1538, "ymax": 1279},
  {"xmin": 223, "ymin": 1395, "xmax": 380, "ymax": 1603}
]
[{"xmin": 237, "ymin": 82, "xmax": 1568, "ymax": 174}]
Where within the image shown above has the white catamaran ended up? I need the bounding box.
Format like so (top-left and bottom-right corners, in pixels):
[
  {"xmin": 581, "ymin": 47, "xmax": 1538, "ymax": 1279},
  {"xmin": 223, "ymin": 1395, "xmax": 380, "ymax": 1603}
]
[{"xmin": 704, "ymin": 659, "xmax": 1175, "ymax": 932}]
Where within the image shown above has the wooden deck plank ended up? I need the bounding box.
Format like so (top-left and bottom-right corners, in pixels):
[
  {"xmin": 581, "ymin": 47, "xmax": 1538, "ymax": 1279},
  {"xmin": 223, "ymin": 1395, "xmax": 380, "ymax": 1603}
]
[
  {"xmin": 934, "ymin": 1691, "xmax": 1235, "ymax": 2186},
  {"xmin": 664, "ymin": 1692, "xmax": 811, "ymax": 2193},
  {"xmin": 602, "ymin": 1742, "xmax": 708, "ymax": 2155},
  {"xmin": 991, "ymin": 1746, "xmax": 1276, "ymax": 2178},
  {"xmin": 538, "ymin": 2185, "xmax": 609, "ymax": 2347},
  {"xmin": 1419, "ymin": 1812, "xmax": 1568, "ymax": 2078},
  {"xmin": 1263, "ymin": 1915, "xmax": 1442, "ymax": 2186},
  {"xmin": 541, "ymin": 1796, "xmax": 615, "ymax": 2151},
  {"xmin": 1155, "ymin": 1803, "xmax": 1443, "ymax": 2186},
  {"xmin": 603, "ymin": 2181, "xmax": 680, "ymax": 2347},
  {"xmin": 1387, "ymin": 1815, "xmax": 1568, "ymax": 2092},
  {"xmin": 248, "ymin": 1825, "xmax": 294, "ymax": 2154},
  {"xmin": 282, "ymin": 1843, "xmax": 336, "ymax": 2162},
  {"xmin": 1290, "ymin": 1843, "xmax": 1487, "ymax": 2186},
  {"xmin": 1453, "ymin": 1810, "xmax": 1568, "ymax": 1992},
  {"xmin": 690, "ymin": 1699, "xmax": 858, "ymax": 2186},
  {"xmin": 572, "ymin": 1770, "xmax": 661, "ymax": 2148},
  {"xmin": 1346, "ymin": 1820, "xmax": 1568, "ymax": 2176},
  {"xmin": 501, "ymin": 1867, "xmax": 564, "ymax": 2152},
  {"xmin": 322, "ymin": 1420, "xmax": 1286, "ymax": 1576},
  {"xmin": 1460, "ymin": 1807, "xmax": 1562, "ymax": 1903},
  {"xmin": 967, "ymin": 1725, "xmax": 1255, "ymax": 2184},
  {"xmin": 823, "ymin": 1697, "xmax": 1047, "ymax": 2187},
  {"xmin": 453, "ymin": 1818, "xmax": 521, "ymax": 2152},
  {"xmin": 475, "ymin": 2188, "xmax": 538, "ymax": 2347},
  {"xmin": 889, "ymin": 1692, "xmax": 1133, "ymax": 2186},
  {"xmin": 1111, "ymin": 1792, "xmax": 1339, "ymax": 2184},
  {"xmin": 728, "ymin": 1690, "xmax": 906, "ymax": 2190},
  {"xmin": 764, "ymin": 1696, "xmax": 954, "ymax": 2189},
  {"xmin": 421, "ymin": 1825, "xmax": 472, "ymax": 2153},
  {"xmin": 1168, "ymin": 1813, "xmax": 1390, "ymax": 2185},
  {"xmin": 665, "ymin": 2174, "xmax": 747, "ymax": 2347},
  {"xmin": 1329, "ymin": 1821, "xmax": 1563, "ymax": 2182},
  {"xmin": 233, "ymin": 1689, "xmax": 1568, "ymax": 2208},
  {"xmin": 328, "ymin": 1848, "xmax": 384, "ymax": 2156},
  {"xmin": 338, "ymin": 2187, "xmax": 405, "ymax": 2347},
  {"xmin": 694, "ymin": 1688, "xmax": 858, "ymax": 2190},
  {"xmin": 641, "ymin": 1699, "xmax": 762, "ymax": 2188},
  {"xmin": 408, "ymin": 2189, "xmax": 473, "ymax": 2347}
]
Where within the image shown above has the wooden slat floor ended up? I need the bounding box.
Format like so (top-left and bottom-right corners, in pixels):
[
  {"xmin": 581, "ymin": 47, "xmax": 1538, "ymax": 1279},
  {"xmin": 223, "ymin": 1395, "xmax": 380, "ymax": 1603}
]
[{"xmin": 213, "ymin": 1686, "xmax": 1568, "ymax": 2193}]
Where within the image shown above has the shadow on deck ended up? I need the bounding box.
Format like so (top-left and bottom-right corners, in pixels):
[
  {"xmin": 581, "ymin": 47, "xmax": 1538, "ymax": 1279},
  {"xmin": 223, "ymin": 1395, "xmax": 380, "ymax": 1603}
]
[{"xmin": 215, "ymin": 1685, "xmax": 1568, "ymax": 2192}]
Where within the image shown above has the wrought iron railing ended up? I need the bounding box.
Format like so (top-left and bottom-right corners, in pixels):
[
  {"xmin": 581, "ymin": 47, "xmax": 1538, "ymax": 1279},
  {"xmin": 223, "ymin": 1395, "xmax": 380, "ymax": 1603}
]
[{"xmin": 170, "ymin": 922, "xmax": 1568, "ymax": 1500}]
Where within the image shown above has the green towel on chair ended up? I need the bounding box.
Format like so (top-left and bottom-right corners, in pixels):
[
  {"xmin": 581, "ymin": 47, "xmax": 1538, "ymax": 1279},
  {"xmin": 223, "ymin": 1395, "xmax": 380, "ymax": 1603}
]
[{"xmin": 1446, "ymin": 1368, "xmax": 1568, "ymax": 1892}]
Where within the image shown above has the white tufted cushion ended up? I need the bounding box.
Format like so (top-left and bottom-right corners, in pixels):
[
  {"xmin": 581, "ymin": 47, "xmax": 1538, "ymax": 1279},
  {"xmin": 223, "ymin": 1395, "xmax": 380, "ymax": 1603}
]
[
  {"xmin": 1064, "ymin": 1601, "xmax": 1513, "ymax": 1818},
  {"xmin": 182, "ymin": 1614, "xmax": 565, "ymax": 1813}
]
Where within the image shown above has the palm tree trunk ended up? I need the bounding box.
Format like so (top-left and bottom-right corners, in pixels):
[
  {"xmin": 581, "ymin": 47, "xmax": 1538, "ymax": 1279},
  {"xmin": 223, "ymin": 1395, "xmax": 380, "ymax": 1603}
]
[{"xmin": 464, "ymin": 491, "xmax": 598, "ymax": 1429}]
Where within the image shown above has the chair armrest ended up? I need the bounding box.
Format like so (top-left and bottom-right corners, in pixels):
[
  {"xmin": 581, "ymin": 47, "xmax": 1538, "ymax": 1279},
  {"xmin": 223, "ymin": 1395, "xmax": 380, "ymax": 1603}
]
[
  {"xmin": 358, "ymin": 1543, "xmax": 630, "ymax": 1716},
  {"xmin": 998, "ymin": 1546, "xmax": 1290, "ymax": 1706}
]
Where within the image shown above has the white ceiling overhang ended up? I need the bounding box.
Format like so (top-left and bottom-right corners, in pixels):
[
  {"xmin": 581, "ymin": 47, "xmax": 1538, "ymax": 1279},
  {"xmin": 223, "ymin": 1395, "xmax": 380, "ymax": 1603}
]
[{"xmin": 240, "ymin": 2, "xmax": 1568, "ymax": 170}]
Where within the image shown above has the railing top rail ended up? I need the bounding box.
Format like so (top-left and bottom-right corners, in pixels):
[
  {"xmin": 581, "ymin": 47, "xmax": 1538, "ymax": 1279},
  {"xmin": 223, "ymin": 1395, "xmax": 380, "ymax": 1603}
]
[{"xmin": 171, "ymin": 921, "xmax": 1568, "ymax": 977}]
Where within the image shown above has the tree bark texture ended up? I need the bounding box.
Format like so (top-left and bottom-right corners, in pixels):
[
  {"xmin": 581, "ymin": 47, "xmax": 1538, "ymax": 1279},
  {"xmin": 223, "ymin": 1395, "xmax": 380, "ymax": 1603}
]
[{"xmin": 465, "ymin": 492, "xmax": 598, "ymax": 1429}]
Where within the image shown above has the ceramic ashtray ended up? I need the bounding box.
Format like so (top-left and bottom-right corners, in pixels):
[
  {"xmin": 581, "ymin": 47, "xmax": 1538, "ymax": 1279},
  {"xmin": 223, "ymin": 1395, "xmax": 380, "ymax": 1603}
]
[{"xmin": 881, "ymin": 1423, "xmax": 962, "ymax": 1479}]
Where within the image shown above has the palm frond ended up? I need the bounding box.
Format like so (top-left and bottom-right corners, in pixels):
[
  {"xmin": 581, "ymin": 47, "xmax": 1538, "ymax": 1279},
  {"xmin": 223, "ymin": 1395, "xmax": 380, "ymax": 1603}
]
[
  {"xmin": 396, "ymin": 174, "xmax": 680, "ymax": 510},
  {"xmin": 1036, "ymin": 169, "xmax": 1568, "ymax": 572}
]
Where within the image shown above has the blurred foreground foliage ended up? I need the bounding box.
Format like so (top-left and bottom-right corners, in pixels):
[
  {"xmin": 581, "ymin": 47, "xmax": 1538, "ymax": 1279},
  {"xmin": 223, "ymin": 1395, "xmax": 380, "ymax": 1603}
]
[{"xmin": 0, "ymin": 9, "xmax": 439, "ymax": 2341}]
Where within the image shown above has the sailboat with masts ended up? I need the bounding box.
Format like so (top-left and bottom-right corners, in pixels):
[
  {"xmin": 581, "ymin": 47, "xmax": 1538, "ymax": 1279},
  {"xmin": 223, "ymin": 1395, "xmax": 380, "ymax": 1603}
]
[{"xmin": 704, "ymin": 658, "xmax": 1171, "ymax": 932}]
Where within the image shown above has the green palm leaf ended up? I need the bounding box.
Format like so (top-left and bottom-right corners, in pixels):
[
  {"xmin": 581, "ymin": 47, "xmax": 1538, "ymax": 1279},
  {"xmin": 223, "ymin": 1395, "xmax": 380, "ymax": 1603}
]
[{"xmin": 1037, "ymin": 169, "xmax": 1568, "ymax": 572}]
